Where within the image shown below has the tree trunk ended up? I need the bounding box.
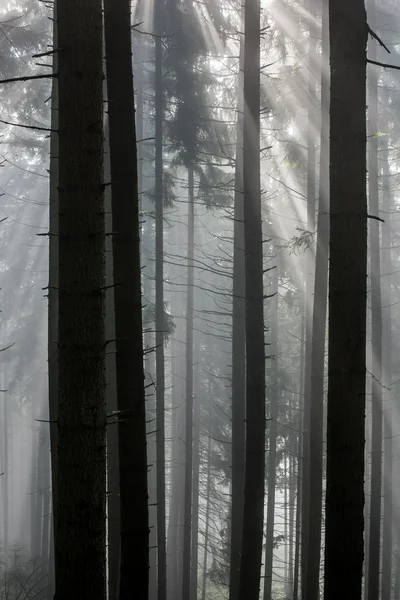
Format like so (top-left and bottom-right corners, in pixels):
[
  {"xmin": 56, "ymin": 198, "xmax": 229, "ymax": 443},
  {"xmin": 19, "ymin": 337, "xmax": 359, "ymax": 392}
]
[
  {"xmin": 104, "ymin": 117, "xmax": 120, "ymax": 600},
  {"xmin": 55, "ymin": 0, "xmax": 106, "ymax": 595},
  {"xmin": 324, "ymin": 2, "xmax": 367, "ymax": 600},
  {"xmin": 104, "ymin": 1, "xmax": 148, "ymax": 598},
  {"xmin": 155, "ymin": 14, "xmax": 167, "ymax": 600},
  {"xmin": 366, "ymin": 5, "xmax": 382, "ymax": 598},
  {"xmin": 182, "ymin": 167, "xmax": 195, "ymax": 600},
  {"xmin": 229, "ymin": 33, "xmax": 246, "ymax": 600},
  {"xmin": 201, "ymin": 395, "xmax": 212, "ymax": 600},
  {"xmin": 191, "ymin": 376, "xmax": 201, "ymax": 600},
  {"xmin": 305, "ymin": 3, "xmax": 329, "ymax": 598},
  {"xmin": 263, "ymin": 263, "xmax": 279, "ymax": 600},
  {"xmin": 48, "ymin": 5, "xmax": 58, "ymax": 595},
  {"xmin": 238, "ymin": 0, "xmax": 265, "ymax": 596},
  {"xmin": 381, "ymin": 141, "xmax": 392, "ymax": 600},
  {"xmin": 301, "ymin": 5, "xmax": 317, "ymax": 590}
]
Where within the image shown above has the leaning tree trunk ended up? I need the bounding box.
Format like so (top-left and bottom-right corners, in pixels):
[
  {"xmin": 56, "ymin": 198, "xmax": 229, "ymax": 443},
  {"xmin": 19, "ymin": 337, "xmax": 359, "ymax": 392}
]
[
  {"xmin": 305, "ymin": 2, "xmax": 329, "ymax": 598},
  {"xmin": 366, "ymin": 4, "xmax": 382, "ymax": 599},
  {"xmin": 324, "ymin": 2, "xmax": 367, "ymax": 600},
  {"xmin": 104, "ymin": 1, "xmax": 148, "ymax": 598},
  {"xmin": 238, "ymin": 0, "xmax": 265, "ymax": 596},
  {"xmin": 55, "ymin": 0, "xmax": 106, "ymax": 596}
]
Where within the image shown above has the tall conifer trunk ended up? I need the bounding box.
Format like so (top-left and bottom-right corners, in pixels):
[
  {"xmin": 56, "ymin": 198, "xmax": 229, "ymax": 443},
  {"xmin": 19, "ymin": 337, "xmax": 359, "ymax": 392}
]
[
  {"xmin": 104, "ymin": 1, "xmax": 148, "ymax": 598},
  {"xmin": 324, "ymin": 1, "xmax": 367, "ymax": 599},
  {"xmin": 238, "ymin": 0, "xmax": 265, "ymax": 596},
  {"xmin": 381, "ymin": 142, "xmax": 392, "ymax": 600},
  {"xmin": 366, "ymin": 4, "xmax": 382, "ymax": 598},
  {"xmin": 182, "ymin": 167, "xmax": 195, "ymax": 600},
  {"xmin": 305, "ymin": 2, "xmax": 329, "ymax": 597},
  {"xmin": 55, "ymin": 0, "xmax": 106, "ymax": 596},
  {"xmin": 155, "ymin": 8, "xmax": 167, "ymax": 599},
  {"xmin": 229, "ymin": 34, "xmax": 246, "ymax": 600}
]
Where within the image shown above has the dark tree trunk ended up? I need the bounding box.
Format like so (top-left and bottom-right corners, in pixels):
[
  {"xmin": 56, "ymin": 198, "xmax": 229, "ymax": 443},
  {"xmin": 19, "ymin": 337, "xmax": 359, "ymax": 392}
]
[
  {"xmin": 104, "ymin": 117, "xmax": 120, "ymax": 600},
  {"xmin": 238, "ymin": 0, "xmax": 265, "ymax": 596},
  {"xmin": 229, "ymin": 33, "xmax": 246, "ymax": 600},
  {"xmin": 182, "ymin": 167, "xmax": 195, "ymax": 600},
  {"xmin": 55, "ymin": 0, "xmax": 106, "ymax": 596},
  {"xmin": 324, "ymin": 2, "xmax": 367, "ymax": 600},
  {"xmin": 305, "ymin": 3, "xmax": 329, "ymax": 598},
  {"xmin": 104, "ymin": 1, "xmax": 149, "ymax": 598}
]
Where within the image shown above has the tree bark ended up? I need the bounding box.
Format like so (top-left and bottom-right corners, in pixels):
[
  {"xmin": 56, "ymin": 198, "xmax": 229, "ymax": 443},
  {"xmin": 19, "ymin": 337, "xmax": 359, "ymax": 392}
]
[
  {"xmin": 366, "ymin": 5, "xmax": 382, "ymax": 598},
  {"xmin": 155, "ymin": 12, "xmax": 167, "ymax": 599},
  {"xmin": 55, "ymin": 0, "xmax": 106, "ymax": 596},
  {"xmin": 381, "ymin": 141, "xmax": 392, "ymax": 600},
  {"xmin": 263, "ymin": 263, "xmax": 279, "ymax": 600},
  {"xmin": 305, "ymin": 2, "xmax": 329, "ymax": 598},
  {"xmin": 104, "ymin": 1, "xmax": 148, "ymax": 598},
  {"xmin": 182, "ymin": 167, "xmax": 195, "ymax": 600},
  {"xmin": 229, "ymin": 33, "xmax": 246, "ymax": 600},
  {"xmin": 238, "ymin": 0, "xmax": 265, "ymax": 596},
  {"xmin": 324, "ymin": 1, "xmax": 367, "ymax": 599}
]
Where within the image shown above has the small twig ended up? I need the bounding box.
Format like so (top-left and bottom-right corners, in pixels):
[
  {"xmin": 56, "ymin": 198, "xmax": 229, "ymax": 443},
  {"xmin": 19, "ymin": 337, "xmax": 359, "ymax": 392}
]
[
  {"xmin": 367, "ymin": 58, "xmax": 400, "ymax": 70},
  {"xmin": 367, "ymin": 213, "xmax": 385, "ymax": 223},
  {"xmin": 367, "ymin": 26, "xmax": 390, "ymax": 54},
  {"xmin": 0, "ymin": 118, "xmax": 53, "ymax": 133},
  {"xmin": 0, "ymin": 74, "xmax": 55, "ymax": 85}
]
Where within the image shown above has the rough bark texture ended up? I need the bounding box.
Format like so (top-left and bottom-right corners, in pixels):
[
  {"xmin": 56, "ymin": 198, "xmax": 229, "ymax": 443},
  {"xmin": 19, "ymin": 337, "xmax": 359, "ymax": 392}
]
[
  {"xmin": 104, "ymin": 1, "xmax": 149, "ymax": 598},
  {"xmin": 55, "ymin": 0, "xmax": 106, "ymax": 597},
  {"xmin": 238, "ymin": 0, "xmax": 265, "ymax": 596},
  {"xmin": 324, "ymin": 1, "xmax": 367, "ymax": 599}
]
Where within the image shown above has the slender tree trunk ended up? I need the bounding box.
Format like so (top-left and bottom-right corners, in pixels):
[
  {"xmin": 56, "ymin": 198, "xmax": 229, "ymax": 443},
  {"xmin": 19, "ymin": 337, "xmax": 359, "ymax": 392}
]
[
  {"xmin": 288, "ymin": 440, "xmax": 295, "ymax": 598},
  {"xmin": 324, "ymin": 2, "xmax": 367, "ymax": 600},
  {"xmin": 182, "ymin": 167, "xmax": 195, "ymax": 600},
  {"xmin": 104, "ymin": 117, "xmax": 120, "ymax": 600},
  {"xmin": 201, "ymin": 391, "xmax": 213, "ymax": 600},
  {"xmin": 104, "ymin": 2, "xmax": 148, "ymax": 598},
  {"xmin": 155, "ymin": 14, "xmax": 167, "ymax": 599},
  {"xmin": 263, "ymin": 263, "xmax": 279, "ymax": 600},
  {"xmin": 301, "ymin": 6, "xmax": 317, "ymax": 590},
  {"xmin": 293, "ymin": 293, "xmax": 306, "ymax": 600},
  {"xmin": 366, "ymin": 6, "xmax": 382, "ymax": 598},
  {"xmin": 48, "ymin": 5, "xmax": 58, "ymax": 595},
  {"xmin": 381, "ymin": 142, "xmax": 392, "ymax": 600},
  {"xmin": 229, "ymin": 33, "xmax": 246, "ymax": 600},
  {"xmin": 55, "ymin": 0, "xmax": 106, "ymax": 595},
  {"xmin": 305, "ymin": 4, "xmax": 329, "ymax": 598},
  {"xmin": 238, "ymin": 0, "xmax": 265, "ymax": 596},
  {"xmin": 191, "ymin": 379, "xmax": 201, "ymax": 600}
]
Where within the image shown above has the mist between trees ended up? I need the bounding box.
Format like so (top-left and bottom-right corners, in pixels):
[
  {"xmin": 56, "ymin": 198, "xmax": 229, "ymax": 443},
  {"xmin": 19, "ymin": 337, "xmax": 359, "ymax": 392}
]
[{"xmin": 0, "ymin": 0, "xmax": 397, "ymax": 599}]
